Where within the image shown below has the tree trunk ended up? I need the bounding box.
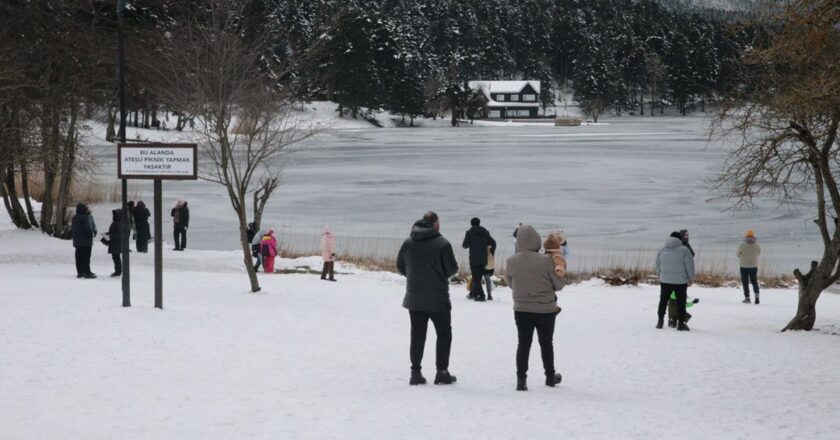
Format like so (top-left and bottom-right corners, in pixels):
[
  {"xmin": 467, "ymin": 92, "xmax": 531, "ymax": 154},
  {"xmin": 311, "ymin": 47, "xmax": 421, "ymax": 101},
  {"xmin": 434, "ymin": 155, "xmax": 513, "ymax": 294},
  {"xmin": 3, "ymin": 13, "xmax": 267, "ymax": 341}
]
[
  {"xmin": 237, "ymin": 194, "xmax": 261, "ymax": 293},
  {"xmin": 19, "ymin": 162, "xmax": 38, "ymax": 227},
  {"xmin": 3, "ymin": 165, "xmax": 31, "ymax": 228},
  {"xmin": 106, "ymin": 107, "xmax": 117, "ymax": 142},
  {"xmin": 53, "ymin": 103, "xmax": 79, "ymax": 238},
  {"xmin": 783, "ymin": 257, "xmax": 837, "ymax": 331}
]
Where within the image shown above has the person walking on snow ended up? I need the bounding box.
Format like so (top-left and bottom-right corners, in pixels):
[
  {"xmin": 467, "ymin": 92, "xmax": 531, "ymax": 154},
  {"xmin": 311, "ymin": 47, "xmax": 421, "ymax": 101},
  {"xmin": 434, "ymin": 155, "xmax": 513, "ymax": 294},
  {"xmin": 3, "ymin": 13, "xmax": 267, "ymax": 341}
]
[
  {"xmin": 668, "ymin": 229, "xmax": 695, "ymax": 327},
  {"xmin": 506, "ymin": 225, "xmax": 565, "ymax": 391},
  {"xmin": 737, "ymin": 230, "xmax": 761, "ymax": 304},
  {"xmin": 656, "ymin": 232, "xmax": 695, "ymax": 331},
  {"xmin": 320, "ymin": 227, "xmax": 337, "ymax": 281},
  {"xmin": 105, "ymin": 209, "xmax": 124, "ymax": 277},
  {"xmin": 133, "ymin": 201, "xmax": 151, "ymax": 253},
  {"xmin": 71, "ymin": 203, "xmax": 97, "ymax": 279},
  {"xmin": 247, "ymin": 223, "xmax": 264, "ymax": 272},
  {"xmin": 171, "ymin": 200, "xmax": 190, "ymax": 251},
  {"xmin": 397, "ymin": 211, "xmax": 459, "ymax": 386},
  {"xmin": 259, "ymin": 229, "xmax": 278, "ymax": 273},
  {"xmin": 462, "ymin": 217, "xmax": 497, "ymax": 301}
]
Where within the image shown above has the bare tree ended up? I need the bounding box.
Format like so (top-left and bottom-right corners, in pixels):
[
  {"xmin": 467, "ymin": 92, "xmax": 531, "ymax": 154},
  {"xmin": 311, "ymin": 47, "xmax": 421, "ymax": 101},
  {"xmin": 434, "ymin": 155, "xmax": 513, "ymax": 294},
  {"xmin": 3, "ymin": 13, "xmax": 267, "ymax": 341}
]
[
  {"xmin": 713, "ymin": 0, "xmax": 840, "ymax": 331},
  {"xmin": 150, "ymin": 1, "xmax": 320, "ymax": 292}
]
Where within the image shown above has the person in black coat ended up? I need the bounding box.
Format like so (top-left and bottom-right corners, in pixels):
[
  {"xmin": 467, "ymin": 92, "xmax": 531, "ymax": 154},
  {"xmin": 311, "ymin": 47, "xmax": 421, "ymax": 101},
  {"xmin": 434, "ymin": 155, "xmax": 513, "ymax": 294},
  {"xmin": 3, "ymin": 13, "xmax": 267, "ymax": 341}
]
[
  {"xmin": 106, "ymin": 209, "xmax": 123, "ymax": 277},
  {"xmin": 462, "ymin": 217, "xmax": 497, "ymax": 301},
  {"xmin": 71, "ymin": 203, "xmax": 97, "ymax": 278},
  {"xmin": 396, "ymin": 211, "xmax": 459, "ymax": 386},
  {"xmin": 133, "ymin": 201, "xmax": 151, "ymax": 253},
  {"xmin": 171, "ymin": 200, "xmax": 190, "ymax": 251}
]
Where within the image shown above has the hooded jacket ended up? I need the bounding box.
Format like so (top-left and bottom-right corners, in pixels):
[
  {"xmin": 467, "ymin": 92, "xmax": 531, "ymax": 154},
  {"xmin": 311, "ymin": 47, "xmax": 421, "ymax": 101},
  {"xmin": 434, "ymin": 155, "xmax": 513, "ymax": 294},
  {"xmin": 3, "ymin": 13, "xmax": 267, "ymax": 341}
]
[
  {"xmin": 397, "ymin": 219, "xmax": 459, "ymax": 312},
  {"xmin": 133, "ymin": 202, "xmax": 151, "ymax": 242},
  {"xmin": 462, "ymin": 225, "xmax": 496, "ymax": 267},
  {"xmin": 656, "ymin": 237, "xmax": 696, "ymax": 284},
  {"xmin": 171, "ymin": 201, "xmax": 190, "ymax": 228},
  {"xmin": 106, "ymin": 209, "xmax": 123, "ymax": 254},
  {"xmin": 505, "ymin": 225, "xmax": 565, "ymax": 313},
  {"xmin": 320, "ymin": 228, "xmax": 335, "ymax": 262},
  {"xmin": 737, "ymin": 237, "xmax": 761, "ymax": 268},
  {"xmin": 71, "ymin": 204, "xmax": 97, "ymax": 248}
]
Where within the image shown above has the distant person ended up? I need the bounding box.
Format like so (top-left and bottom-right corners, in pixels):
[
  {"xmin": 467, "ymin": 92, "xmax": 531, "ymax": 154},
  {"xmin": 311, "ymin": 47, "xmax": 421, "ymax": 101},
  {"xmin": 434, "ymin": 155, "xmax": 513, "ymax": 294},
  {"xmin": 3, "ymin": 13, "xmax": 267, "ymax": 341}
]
[
  {"xmin": 483, "ymin": 245, "xmax": 495, "ymax": 300},
  {"xmin": 126, "ymin": 201, "xmax": 136, "ymax": 248},
  {"xmin": 259, "ymin": 229, "xmax": 278, "ymax": 273},
  {"xmin": 71, "ymin": 203, "xmax": 97, "ymax": 279},
  {"xmin": 320, "ymin": 227, "xmax": 336, "ymax": 282},
  {"xmin": 133, "ymin": 201, "xmax": 151, "ymax": 253},
  {"xmin": 171, "ymin": 200, "xmax": 189, "ymax": 251},
  {"xmin": 462, "ymin": 217, "xmax": 496, "ymax": 301},
  {"xmin": 513, "ymin": 222, "xmax": 523, "ymax": 238},
  {"xmin": 105, "ymin": 209, "xmax": 123, "ymax": 277},
  {"xmin": 505, "ymin": 225, "xmax": 565, "ymax": 391},
  {"xmin": 668, "ymin": 228, "xmax": 695, "ymax": 326},
  {"xmin": 655, "ymin": 231, "xmax": 695, "ymax": 331},
  {"xmin": 247, "ymin": 222, "xmax": 263, "ymax": 272},
  {"xmin": 397, "ymin": 211, "xmax": 459, "ymax": 386},
  {"xmin": 737, "ymin": 230, "xmax": 761, "ymax": 304}
]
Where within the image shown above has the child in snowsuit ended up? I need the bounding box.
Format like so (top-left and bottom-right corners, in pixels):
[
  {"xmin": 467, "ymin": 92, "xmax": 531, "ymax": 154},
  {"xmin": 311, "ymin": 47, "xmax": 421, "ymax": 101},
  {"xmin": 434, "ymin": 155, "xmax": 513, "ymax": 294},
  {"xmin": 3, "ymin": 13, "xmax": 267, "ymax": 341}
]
[
  {"xmin": 260, "ymin": 229, "xmax": 278, "ymax": 273},
  {"xmin": 668, "ymin": 292, "xmax": 700, "ymax": 328}
]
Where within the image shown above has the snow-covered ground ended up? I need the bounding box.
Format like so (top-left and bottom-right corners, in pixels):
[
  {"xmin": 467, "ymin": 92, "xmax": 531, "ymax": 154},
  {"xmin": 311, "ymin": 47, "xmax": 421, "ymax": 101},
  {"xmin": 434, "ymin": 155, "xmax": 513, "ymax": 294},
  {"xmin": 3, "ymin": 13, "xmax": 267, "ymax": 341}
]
[{"xmin": 2, "ymin": 225, "xmax": 840, "ymax": 439}]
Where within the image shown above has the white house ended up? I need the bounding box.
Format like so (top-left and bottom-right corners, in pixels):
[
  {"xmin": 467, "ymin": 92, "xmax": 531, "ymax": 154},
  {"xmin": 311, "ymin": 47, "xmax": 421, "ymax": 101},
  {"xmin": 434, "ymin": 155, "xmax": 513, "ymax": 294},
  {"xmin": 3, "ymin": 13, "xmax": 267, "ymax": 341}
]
[{"xmin": 468, "ymin": 80, "xmax": 542, "ymax": 119}]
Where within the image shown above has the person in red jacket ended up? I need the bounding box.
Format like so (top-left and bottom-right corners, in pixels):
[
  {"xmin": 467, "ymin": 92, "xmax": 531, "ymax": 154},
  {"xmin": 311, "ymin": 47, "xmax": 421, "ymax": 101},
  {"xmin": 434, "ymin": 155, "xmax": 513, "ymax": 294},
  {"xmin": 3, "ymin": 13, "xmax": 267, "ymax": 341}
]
[{"xmin": 260, "ymin": 229, "xmax": 278, "ymax": 273}]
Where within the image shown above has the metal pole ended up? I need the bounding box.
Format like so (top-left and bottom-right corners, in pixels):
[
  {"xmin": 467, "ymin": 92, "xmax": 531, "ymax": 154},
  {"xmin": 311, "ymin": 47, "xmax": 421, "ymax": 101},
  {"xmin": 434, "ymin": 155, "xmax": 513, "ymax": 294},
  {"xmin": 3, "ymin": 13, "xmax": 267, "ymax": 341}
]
[
  {"xmin": 117, "ymin": 0, "xmax": 130, "ymax": 307},
  {"xmin": 154, "ymin": 179, "xmax": 163, "ymax": 309}
]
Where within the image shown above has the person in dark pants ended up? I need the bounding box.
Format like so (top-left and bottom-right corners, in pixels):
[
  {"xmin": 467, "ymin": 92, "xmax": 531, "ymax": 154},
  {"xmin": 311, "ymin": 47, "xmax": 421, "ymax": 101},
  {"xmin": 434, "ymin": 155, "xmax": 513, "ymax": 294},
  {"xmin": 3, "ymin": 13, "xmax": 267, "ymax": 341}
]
[
  {"xmin": 505, "ymin": 225, "xmax": 565, "ymax": 391},
  {"xmin": 656, "ymin": 232, "xmax": 695, "ymax": 331},
  {"xmin": 247, "ymin": 222, "xmax": 263, "ymax": 272},
  {"xmin": 71, "ymin": 203, "xmax": 97, "ymax": 279},
  {"xmin": 397, "ymin": 211, "xmax": 459, "ymax": 386},
  {"xmin": 106, "ymin": 209, "xmax": 124, "ymax": 277},
  {"xmin": 668, "ymin": 229, "xmax": 696, "ymax": 327},
  {"xmin": 171, "ymin": 200, "xmax": 190, "ymax": 251},
  {"xmin": 133, "ymin": 201, "xmax": 151, "ymax": 253},
  {"xmin": 737, "ymin": 229, "xmax": 761, "ymax": 304},
  {"xmin": 462, "ymin": 217, "xmax": 496, "ymax": 301}
]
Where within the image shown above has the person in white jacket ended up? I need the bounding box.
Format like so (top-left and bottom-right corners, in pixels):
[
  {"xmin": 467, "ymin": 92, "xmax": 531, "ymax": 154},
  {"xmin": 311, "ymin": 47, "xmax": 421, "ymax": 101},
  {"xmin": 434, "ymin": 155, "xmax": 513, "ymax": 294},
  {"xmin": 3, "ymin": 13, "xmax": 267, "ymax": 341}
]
[{"xmin": 320, "ymin": 227, "xmax": 336, "ymax": 281}]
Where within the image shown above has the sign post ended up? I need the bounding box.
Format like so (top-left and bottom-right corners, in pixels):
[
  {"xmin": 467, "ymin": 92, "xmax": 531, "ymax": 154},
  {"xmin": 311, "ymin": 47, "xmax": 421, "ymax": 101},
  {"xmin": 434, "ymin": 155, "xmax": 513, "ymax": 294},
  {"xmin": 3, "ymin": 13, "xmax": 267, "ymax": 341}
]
[{"xmin": 118, "ymin": 143, "xmax": 197, "ymax": 309}]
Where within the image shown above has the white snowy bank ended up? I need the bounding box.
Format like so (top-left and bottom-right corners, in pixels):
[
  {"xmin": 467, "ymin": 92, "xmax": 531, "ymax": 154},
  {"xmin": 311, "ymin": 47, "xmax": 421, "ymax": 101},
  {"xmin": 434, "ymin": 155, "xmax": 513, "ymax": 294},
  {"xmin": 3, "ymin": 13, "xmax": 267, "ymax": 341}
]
[{"xmin": 2, "ymin": 227, "xmax": 840, "ymax": 440}]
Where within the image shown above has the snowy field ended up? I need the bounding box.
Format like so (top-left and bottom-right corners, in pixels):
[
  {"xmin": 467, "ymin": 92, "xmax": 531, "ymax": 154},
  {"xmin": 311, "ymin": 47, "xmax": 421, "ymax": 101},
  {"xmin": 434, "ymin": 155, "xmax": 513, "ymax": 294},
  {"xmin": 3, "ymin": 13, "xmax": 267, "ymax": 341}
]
[
  {"xmin": 2, "ymin": 225, "xmax": 840, "ymax": 439},
  {"xmin": 82, "ymin": 107, "xmax": 821, "ymax": 276}
]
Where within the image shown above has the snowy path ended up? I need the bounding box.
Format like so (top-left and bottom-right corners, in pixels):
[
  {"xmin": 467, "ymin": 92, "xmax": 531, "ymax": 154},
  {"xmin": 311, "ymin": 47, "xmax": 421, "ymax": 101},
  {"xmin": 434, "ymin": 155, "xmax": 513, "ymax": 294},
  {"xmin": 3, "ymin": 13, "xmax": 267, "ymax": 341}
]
[{"xmin": 2, "ymin": 228, "xmax": 840, "ymax": 439}]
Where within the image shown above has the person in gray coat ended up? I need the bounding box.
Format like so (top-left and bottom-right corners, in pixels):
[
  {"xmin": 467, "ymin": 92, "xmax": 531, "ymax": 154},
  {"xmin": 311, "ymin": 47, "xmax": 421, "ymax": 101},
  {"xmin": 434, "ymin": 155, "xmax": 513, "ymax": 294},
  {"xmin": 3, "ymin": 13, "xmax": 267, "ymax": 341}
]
[
  {"xmin": 505, "ymin": 225, "xmax": 565, "ymax": 391},
  {"xmin": 396, "ymin": 211, "xmax": 459, "ymax": 386},
  {"xmin": 655, "ymin": 231, "xmax": 696, "ymax": 331}
]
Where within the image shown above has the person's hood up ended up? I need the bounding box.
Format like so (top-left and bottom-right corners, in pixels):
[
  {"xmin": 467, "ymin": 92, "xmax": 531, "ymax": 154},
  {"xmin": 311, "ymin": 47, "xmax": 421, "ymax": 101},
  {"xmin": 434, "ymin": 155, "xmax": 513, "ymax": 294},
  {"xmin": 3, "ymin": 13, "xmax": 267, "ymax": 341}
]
[
  {"xmin": 515, "ymin": 225, "xmax": 541, "ymax": 253},
  {"xmin": 664, "ymin": 236, "xmax": 684, "ymax": 249},
  {"xmin": 136, "ymin": 201, "xmax": 145, "ymax": 209},
  {"xmin": 268, "ymin": 228, "xmax": 276, "ymax": 237},
  {"xmin": 76, "ymin": 203, "xmax": 87, "ymax": 215},
  {"xmin": 409, "ymin": 220, "xmax": 440, "ymax": 242},
  {"xmin": 322, "ymin": 226, "xmax": 332, "ymax": 236},
  {"xmin": 112, "ymin": 209, "xmax": 122, "ymax": 223},
  {"xmin": 745, "ymin": 236, "xmax": 757, "ymax": 245},
  {"xmin": 182, "ymin": 201, "xmax": 188, "ymax": 207}
]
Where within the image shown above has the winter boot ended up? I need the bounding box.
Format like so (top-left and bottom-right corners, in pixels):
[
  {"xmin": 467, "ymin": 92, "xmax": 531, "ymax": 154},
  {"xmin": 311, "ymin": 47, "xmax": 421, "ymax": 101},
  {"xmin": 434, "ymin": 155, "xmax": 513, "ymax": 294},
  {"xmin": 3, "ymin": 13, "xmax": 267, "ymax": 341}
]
[
  {"xmin": 677, "ymin": 321, "xmax": 690, "ymax": 331},
  {"xmin": 755, "ymin": 294, "xmax": 760, "ymax": 305},
  {"xmin": 434, "ymin": 370, "xmax": 457, "ymax": 385},
  {"xmin": 487, "ymin": 294, "xmax": 493, "ymax": 301},
  {"xmin": 409, "ymin": 369, "xmax": 427, "ymax": 386},
  {"xmin": 82, "ymin": 273, "xmax": 97, "ymax": 279},
  {"xmin": 110, "ymin": 272, "xmax": 121, "ymax": 277},
  {"xmin": 545, "ymin": 373, "xmax": 563, "ymax": 387},
  {"xmin": 656, "ymin": 318, "xmax": 664, "ymax": 329},
  {"xmin": 742, "ymin": 296, "xmax": 751, "ymax": 304},
  {"xmin": 475, "ymin": 295, "xmax": 486, "ymax": 302},
  {"xmin": 516, "ymin": 375, "xmax": 527, "ymax": 391},
  {"xmin": 667, "ymin": 319, "xmax": 677, "ymax": 328}
]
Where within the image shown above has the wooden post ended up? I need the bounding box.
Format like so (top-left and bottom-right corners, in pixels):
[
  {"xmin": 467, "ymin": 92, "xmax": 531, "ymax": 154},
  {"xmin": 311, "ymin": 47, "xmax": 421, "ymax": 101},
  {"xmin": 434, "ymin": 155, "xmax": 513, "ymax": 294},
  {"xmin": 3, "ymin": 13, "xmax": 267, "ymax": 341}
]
[{"xmin": 154, "ymin": 178, "xmax": 163, "ymax": 309}]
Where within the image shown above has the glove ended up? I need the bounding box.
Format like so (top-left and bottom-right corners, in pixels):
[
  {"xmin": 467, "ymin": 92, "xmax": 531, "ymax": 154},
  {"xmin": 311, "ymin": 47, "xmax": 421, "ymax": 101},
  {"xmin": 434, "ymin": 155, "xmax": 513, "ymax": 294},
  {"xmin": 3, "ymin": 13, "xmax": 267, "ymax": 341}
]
[{"xmin": 692, "ymin": 298, "xmax": 700, "ymax": 304}]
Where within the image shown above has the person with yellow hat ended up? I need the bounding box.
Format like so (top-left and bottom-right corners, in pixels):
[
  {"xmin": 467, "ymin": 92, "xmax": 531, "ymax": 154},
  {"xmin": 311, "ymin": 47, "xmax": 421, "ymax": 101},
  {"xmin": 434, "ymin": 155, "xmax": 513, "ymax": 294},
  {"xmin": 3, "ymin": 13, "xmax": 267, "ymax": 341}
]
[{"xmin": 737, "ymin": 230, "xmax": 761, "ymax": 304}]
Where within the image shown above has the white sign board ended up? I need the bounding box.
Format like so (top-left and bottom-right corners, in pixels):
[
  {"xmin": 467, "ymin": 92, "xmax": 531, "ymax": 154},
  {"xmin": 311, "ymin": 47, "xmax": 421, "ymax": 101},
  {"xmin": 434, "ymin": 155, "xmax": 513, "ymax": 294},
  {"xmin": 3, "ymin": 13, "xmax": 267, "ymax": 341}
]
[{"xmin": 118, "ymin": 143, "xmax": 197, "ymax": 180}]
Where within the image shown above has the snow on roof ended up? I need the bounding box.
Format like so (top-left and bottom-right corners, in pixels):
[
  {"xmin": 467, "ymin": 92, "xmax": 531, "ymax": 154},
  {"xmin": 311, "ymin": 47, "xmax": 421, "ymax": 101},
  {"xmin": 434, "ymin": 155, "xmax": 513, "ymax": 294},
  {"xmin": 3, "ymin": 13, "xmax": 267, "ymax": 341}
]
[{"xmin": 468, "ymin": 80, "xmax": 541, "ymax": 95}]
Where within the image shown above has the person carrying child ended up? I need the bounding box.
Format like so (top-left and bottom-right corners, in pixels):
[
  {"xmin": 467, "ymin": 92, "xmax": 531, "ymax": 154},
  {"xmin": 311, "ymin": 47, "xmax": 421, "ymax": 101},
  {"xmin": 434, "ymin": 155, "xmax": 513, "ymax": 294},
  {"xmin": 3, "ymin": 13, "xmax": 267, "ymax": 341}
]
[{"xmin": 260, "ymin": 229, "xmax": 278, "ymax": 273}]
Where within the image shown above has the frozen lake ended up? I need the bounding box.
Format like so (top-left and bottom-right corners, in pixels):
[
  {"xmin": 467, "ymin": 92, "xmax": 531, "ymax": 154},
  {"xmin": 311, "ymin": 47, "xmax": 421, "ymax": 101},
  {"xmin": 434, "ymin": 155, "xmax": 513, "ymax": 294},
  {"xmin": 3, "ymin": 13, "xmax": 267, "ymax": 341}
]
[{"xmin": 91, "ymin": 116, "xmax": 821, "ymax": 275}]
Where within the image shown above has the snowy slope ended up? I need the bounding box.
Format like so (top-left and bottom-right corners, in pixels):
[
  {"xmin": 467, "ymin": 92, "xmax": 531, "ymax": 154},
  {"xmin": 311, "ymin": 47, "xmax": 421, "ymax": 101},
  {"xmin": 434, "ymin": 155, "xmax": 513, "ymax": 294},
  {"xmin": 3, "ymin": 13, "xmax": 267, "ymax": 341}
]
[{"xmin": 2, "ymin": 227, "xmax": 840, "ymax": 440}]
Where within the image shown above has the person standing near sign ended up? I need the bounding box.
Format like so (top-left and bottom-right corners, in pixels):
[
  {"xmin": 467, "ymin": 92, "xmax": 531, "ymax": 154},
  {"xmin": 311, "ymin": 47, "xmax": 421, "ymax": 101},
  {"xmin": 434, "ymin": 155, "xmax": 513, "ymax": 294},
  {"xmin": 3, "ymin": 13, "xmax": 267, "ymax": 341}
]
[
  {"xmin": 171, "ymin": 200, "xmax": 190, "ymax": 251},
  {"xmin": 105, "ymin": 209, "xmax": 123, "ymax": 277},
  {"xmin": 72, "ymin": 203, "xmax": 97, "ymax": 279},
  {"xmin": 133, "ymin": 201, "xmax": 151, "ymax": 253}
]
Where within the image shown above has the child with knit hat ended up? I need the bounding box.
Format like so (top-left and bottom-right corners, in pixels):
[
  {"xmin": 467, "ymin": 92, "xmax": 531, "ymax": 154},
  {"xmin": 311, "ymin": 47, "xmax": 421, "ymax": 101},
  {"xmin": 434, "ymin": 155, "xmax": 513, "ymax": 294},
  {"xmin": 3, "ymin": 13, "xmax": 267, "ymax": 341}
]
[{"xmin": 737, "ymin": 229, "xmax": 761, "ymax": 304}]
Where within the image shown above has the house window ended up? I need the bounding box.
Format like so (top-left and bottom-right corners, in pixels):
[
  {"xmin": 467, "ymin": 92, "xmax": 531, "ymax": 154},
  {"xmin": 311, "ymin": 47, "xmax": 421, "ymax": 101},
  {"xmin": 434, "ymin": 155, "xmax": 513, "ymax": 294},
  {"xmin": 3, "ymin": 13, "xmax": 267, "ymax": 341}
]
[
  {"xmin": 495, "ymin": 94, "xmax": 506, "ymax": 102},
  {"xmin": 522, "ymin": 94, "xmax": 536, "ymax": 102},
  {"xmin": 508, "ymin": 109, "xmax": 531, "ymax": 117},
  {"xmin": 510, "ymin": 94, "xmax": 520, "ymax": 101},
  {"xmin": 488, "ymin": 110, "xmax": 501, "ymax": 118}
]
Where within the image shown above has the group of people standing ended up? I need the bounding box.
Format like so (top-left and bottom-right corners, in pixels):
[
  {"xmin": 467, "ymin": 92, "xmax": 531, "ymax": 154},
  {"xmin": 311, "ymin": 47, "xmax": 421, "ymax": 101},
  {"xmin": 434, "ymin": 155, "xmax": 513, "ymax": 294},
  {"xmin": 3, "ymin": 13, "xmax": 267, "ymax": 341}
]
[
  {"xmin": 397, "ymin": 212, "xmax": 566, "ymax": 390},
  {"xmin": 70, "ymin": 199, "xmax": 190, "ymax": 279},
  {"xmin": 246, "ymin": 224, "xmax": 337, "ymax": 281}
]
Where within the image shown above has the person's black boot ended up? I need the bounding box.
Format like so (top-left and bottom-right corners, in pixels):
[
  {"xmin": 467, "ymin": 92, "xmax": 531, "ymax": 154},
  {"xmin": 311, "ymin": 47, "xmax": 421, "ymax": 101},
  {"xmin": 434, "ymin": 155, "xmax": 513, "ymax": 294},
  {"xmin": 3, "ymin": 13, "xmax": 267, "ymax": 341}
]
[
  {"xmin": 742, "ymin": 296, "xmax": 751, "ymax": 304},
  {"xmin": 677, "ymin": 321, "xmax": 690, "ymax": 331},
  {"xmin": 667, "ymin": 319, "xmax": 676, "ymax": 328},
  {"xmin": 409, "ymin": 369, "xmax": 426, "ymax": 385},
  {"xmin": 545, "ymin": 373, "xmax": 562, "ymax": 387},
  {"xmin": 516, "ymin": 375, "xmax": 527, "ymax": 391},
  {"xmin": 755, "ymin": 294, "xmax": 760, "ymax": 305},
  {"xmin": 475, "ymin": 295, "xmax": 486, "ymax": 302},
  {"xmin": 434, "ymin": 370, "xmax": 457, "ymax": 385},
  {"xmin": 487, "ymin": 294, "xmax": 493, "ymax": 301},
  {"xmin": 656, "ymin": 318, "xmax": 664, "ymax": 329}
]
